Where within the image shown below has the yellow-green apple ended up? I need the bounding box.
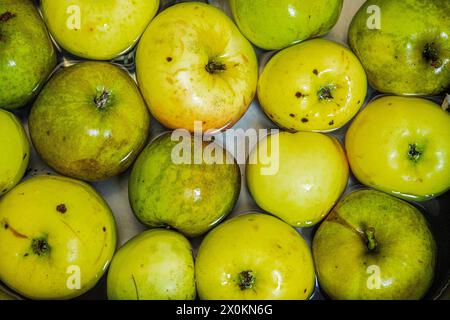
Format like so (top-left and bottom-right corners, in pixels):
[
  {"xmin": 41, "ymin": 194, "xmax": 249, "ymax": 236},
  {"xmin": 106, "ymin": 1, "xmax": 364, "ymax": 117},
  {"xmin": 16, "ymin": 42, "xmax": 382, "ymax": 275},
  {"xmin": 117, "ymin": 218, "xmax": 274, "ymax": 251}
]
[
  {"xmin": 0, "ymin": 175, "xmax": 117, "ymax": 299},
  {"xmin": 346, "ymin": 96, "xmax": 450, "ymax": 201},
  {"xmin": 40, "ymin": 0, "xmax": 159, "ymax": 60},
  {"xmin": 107, "ymin": 229, "xmax": 195, "ymax": 300},
  {"xmin": 313, "ymin": 189, "xmax": 436, "ymax": 300},
  {"xmin": 229, "ymin": 0, "xmax": 343, "ymax": 50},
  {"xmin": 136, "ymin": 2, "xmax": 258, "ymax": 132},
  {"xmin": 258, "ymin": 39, "xmax": 367, "ymax": 132},
  {"xmin": 349, "ymin": 0, "xmax": 450, "ymax": 96},
  {"xmin": 247, "ymin": 131, "xmax": 349, "ymax": 227},
  {"xmin": 0, "ymin": 109, "xmax": 29, "ymax": 196},
  {"xmin": 29, "ymin": 62, "xmax": 150, "ymax": 182},
  {"xmin": 196, "ymin": 213, "xmax": 315, "ymax": 300},
  {"xmin": 0, "ymin": 0, "xmax": 56, "ymax": 109},
  {"xmin": 129, "ymin": 132, "xmax": 240, "ymax": 237}
]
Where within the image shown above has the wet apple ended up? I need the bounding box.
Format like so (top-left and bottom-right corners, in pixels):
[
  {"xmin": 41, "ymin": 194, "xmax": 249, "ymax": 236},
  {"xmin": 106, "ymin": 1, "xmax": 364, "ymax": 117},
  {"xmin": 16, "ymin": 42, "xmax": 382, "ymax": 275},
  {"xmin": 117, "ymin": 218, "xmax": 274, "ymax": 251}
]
[
  {"xmin": 0, "ymin": 109, "xmax": 29, "ymax": 196},
  {"xmin": 107, "ymin": 229, "xmax": 195, "ymax": 300},
  {"xmin": 41, "ymin": 0, "xmax": 159, "ymax": 60},
  {"xmin": 0, "ymin": 175, "xmax": 117, "ymax": 299},
  {"xmin": 136, "ymin": 2, "xmax": 258, "ymax": 132},
  {"xmin": 346, "ymin": 96, "xmax": 450, "ymax": 201},
  {"xmin": 258, "ymin": 39, "xmax": 367, "ymax": 132},
  {"xmin": 196, "ymin": 213, "xmax": 315, "ymax": 300},
  {"xmin": 29, "ymin": 62, "xmax": 150, "ymax": 182}
]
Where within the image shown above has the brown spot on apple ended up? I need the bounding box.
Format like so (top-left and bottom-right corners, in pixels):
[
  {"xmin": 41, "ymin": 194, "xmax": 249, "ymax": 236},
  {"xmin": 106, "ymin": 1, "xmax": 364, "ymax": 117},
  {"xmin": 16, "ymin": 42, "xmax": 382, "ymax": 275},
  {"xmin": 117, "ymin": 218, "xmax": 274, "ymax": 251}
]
[
  {"xmin": 0, "ymin": 12, "xmax": 16, "ymax": 23},
  {"xmin": 56, "ymin": 204, "xmax": 67, "ymax": 214}
]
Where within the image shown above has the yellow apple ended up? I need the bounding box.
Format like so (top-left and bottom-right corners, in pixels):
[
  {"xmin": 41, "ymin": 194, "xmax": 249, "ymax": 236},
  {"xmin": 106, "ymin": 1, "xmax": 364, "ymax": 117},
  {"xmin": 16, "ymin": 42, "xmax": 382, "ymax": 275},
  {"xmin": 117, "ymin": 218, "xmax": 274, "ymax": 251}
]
[
  {"xmin": 346, "ymin": 96, "xmax": 450, "ymax": 201},
  {"xmin": 195, "ymin": 213, "xmax": 315, "ymax": 300},
  {"xmin": 136, "ymin": 2, "xmax": 258, "ymax": 132},
  {"xmin": 0, "ymin": 175, "xmax": 117, "ymax": 299},
  {"xmin": 107, "ymin": 229, "xmax": 195, "ymax": 300},
  {"xmin": 40, "ymin": 0, "xmax": 159, "ymax": 60},
  {"xmin": 258, "ymin": 39, "xmax": 367, "ymax": 132},
  {"xmin": 247, "ymin": 131, "xmax": 349, "ymax": 227},
  {"xmin": 0, "ymin": 109, "xmax": 29, "ymax": 196}
]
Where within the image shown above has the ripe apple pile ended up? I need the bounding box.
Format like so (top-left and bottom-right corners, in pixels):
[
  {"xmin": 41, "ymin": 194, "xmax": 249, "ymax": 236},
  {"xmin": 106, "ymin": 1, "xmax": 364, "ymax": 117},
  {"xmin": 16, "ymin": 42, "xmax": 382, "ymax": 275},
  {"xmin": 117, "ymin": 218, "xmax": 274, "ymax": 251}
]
[{"xmin": 0, "ymin": 0, "xmax": 449, "ymax": 301}]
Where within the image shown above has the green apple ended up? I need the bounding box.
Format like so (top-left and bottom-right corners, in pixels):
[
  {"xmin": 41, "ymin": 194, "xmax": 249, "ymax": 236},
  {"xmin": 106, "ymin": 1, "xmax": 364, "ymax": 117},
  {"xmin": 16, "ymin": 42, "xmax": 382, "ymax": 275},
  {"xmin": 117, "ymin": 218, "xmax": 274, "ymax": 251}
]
[
  {"xmin": 29, "ymin": 62, "xmax": 150, "ymax": 182},
  {"xmin": 0, "ymin": 109, "xmax": 29, "ymax": 196},
  {"xmin": 107, "ymin": 229, "xmax": 195, "ymax": 300},
  {"xmin": 349, "ymin": 0, "xmax": 450, "ymax": 96},
  {"xmin": 0, "ymin": 175, "xmax": 117, "ymax": 299},
  {"xmin": 258, "ymin": 39, "xmax": 367, "ymax": 132},
  {"xmin": 129, "ymin": 132, "xmax": 240, "ymax": 237},
  {"xmin": 41, "ymin": 0, "xmax": 159, "ymax": 60},
  {"xmin": 0, "ymin": 0, "xmax": 56, "ymax": 109},
  {"xmin": 196, "ymin": 213, "xmax": 315, "ymax": 300},
  {"xmin": 229, "ymin": 0, "xmax": 343, "ymax": 50},
  {"xmin": 247, "ymin": 131, "xmax": 349, "ymax": 227},
  {"xmin": 346, "ymin": 96, "xmax": 450, "ymax": 201},
  {"xmin": 313, "ymin": 189, "xmax": 436, "ymax": 300},
  {"xmin": 136, "ymin": 2, "xmax": 258, "ymax": 132}
]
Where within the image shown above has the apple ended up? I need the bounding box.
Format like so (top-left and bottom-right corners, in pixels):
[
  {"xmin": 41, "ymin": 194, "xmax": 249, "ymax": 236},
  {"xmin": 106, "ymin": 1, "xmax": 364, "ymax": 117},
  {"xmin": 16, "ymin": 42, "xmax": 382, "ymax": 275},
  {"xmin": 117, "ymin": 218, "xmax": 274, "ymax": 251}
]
[
  {"xmin": 229, "ymin": 0, "xmax": 343, "ymax": 51},
  {"xmin": 349, "ymin": 0, "xmax": 450, "ymax": 96},
  {"xmin": 107, "ymin": 229, "xmax": 195, "ymax": 300},
  {"xmin": 0, "ymin": 175, "xmax": 117, "ymax": 299},
  {"xmin": 129, "ymin": 132, "xmax": 240, "ymax": 237},
  {"xmin": 0, "ymin": 109, "xmax": 29, "ymax": 196},
  {"xmin": 258, "ymin": 39, "xmax": 367, "ymax": 132},
  {"xmin": 196, "ymin": 213, "xmax": 315, "ymax": 300},
  {"xmin": 313, "ymin": 189, "xmax": 436, "ymax": 300},
  {"xmin": 29, "ymin": 62, "xmax": 150, "ymax": 182},
  {"xmin": 346, "ymin": 96, "xmax": 450, "ymax": 201},
  {"xmin": 136, "ymin": 2, "xmax": 258, "ymax": 132},
  {"xmin": 0, "ymin": 0, "xmax": 56, "ymax": 109},
  {"xmin": 40, "ymin": 0, "xmax": 159, "ymax": 60},
  {"xmin": 247, "ymin": 131, "xmax": 349, "ymax": 227}
]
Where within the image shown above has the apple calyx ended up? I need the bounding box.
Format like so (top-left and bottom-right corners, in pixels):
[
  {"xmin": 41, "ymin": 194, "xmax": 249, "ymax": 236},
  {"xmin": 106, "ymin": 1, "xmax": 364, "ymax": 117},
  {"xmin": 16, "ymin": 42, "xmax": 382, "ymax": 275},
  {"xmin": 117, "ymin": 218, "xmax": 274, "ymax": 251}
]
[
  {"xmin": 236, "ymin": 270, "xmax": 255, "ymax": 291},
  {"xmin": 94, "ymin": 88, "xmax": 111, "ymax": 109},
  {"xmin": 205, "ymin": 60, "xmax": 227, "ymax": 74},
  {"xmin": 317, "ymin": 85, "xmax": 335, "ymax": 101},
  {"xmin": 408, "ymin": 143, "xmax": 422, "ymax": 163},
  {"xmin": 31, "ymin": 237, "xmax": 50, "ymax": 256},
  {"xmin": 364, "ymin": 227, "xmax": 378, "ymax": 252},
  {"xmin": 423, "ymin": 43, "xmax": 442, "ymax": 69}
]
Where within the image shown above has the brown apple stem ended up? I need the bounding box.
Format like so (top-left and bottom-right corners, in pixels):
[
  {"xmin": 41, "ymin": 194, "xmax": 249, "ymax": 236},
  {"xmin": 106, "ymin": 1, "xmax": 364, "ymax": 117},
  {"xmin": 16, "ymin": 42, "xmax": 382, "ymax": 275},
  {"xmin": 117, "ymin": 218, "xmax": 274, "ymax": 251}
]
[
  {"xmin": 236, "ymin": 270, "xmax": 255, "ymax": 291},
  {"xmin": 423, "ymin": 43, "xmax": 442, "ymax": 68},
  {"xmin": 365, "ymin": 227, "xmax": 378, "ymax": 252},
  {"xmin": 205, "ymin": 61, "xmax": 226, "ymax": 74}
]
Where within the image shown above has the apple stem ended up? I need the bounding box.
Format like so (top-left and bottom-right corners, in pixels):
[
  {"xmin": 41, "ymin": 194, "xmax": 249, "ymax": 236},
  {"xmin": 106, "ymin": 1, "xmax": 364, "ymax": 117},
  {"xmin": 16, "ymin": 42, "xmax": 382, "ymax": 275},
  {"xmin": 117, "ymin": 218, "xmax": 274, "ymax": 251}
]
[
  {"xmin": 236, "ymin": 270, "xmax": 255, "ymax": 290},
  {"xmin": 423, "ymin": 43, "xmax": 442, "ymax": 68},
  {"xmin": 205, "ymin": 61, "xmax": 226, "ymax": 74},
  {"xmin": 317, "ymin": 85, "xmax": 335, "ymax": 101},
  {"xmin": 408, "ymin": 143, "xmax": 422, "ymax": 163},
  {"xmin": 31, "ymin": 237, "xmax": 50, "ymax": 256},
  {"xmin": 365, "ymin": 227, "xmax": 378, "ymax": 252},
  {"xmin": 94, "ymin": 89, "xmax": 111, "ymax": 109}
]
